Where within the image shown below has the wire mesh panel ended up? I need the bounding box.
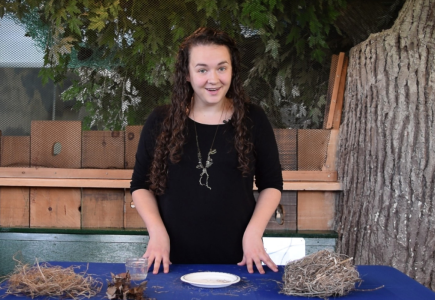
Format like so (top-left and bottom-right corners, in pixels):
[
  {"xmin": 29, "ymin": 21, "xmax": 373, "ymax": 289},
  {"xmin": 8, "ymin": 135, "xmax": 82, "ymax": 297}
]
[
  {"xmin": 124, "ymin": 126, "xmax": 143, "ymax": 169},
  {"xmin": 298, "ymin": 191, "xmax": 335, "ymax": 230},
  {"xmin": 273, "ymin": 129, "xmax": 297, "ymax": 171},
  {"xmin": 0, "ymin": 11, "xmax": 334, "ymax": 171},
  {"xmin": 31, "ymin": 121, "xmax": 82, "ymax": 168},
  {"xmin": 0, "ymin": 68, "xmax": 78, "ymax": 136},
  {"xmin": 267, "ymin": 191, "xmax": 297, "ymax": 231},
  {"xmin": 255, "ymin": 191, "xmax": 297, "ymax": 231},
  {"xmin": 0, "ymin": 136, "xmax": 30, "ymax": 167},
  {"xmin": 82, "ymin": 131, "xmax": 125, "ymax": 169},
  {"xmin": 297, "ymin": 129, "xmax": 331, "ymax": 171}
]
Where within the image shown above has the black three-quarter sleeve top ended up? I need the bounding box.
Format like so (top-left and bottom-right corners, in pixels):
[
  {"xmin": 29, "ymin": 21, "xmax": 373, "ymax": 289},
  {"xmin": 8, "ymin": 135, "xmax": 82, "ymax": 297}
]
[{"xmin": 130, "ymin": 103, "xmax": 283, "ymax": 264}]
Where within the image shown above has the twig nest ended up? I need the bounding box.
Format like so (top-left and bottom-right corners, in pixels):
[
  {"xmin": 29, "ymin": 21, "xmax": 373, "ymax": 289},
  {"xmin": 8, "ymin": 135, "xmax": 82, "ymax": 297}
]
[
  {"xmin": 281, "ymin": 250, "xmax": 361, "ymax": 299},
  {"xmin": 1, "ymin": 259, "xmax": 102, "ymax": 299}
]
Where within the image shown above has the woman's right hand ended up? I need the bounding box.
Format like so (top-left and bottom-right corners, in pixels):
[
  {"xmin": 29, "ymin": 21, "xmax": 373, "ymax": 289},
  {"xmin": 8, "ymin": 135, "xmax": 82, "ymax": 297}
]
[
  {"xmin": 132, "ymin": 189, "xmax": 171, "ymax": 274},
  {"xmin": 143, "ymin": 229, "xmax": 171, "ymax": 274}
]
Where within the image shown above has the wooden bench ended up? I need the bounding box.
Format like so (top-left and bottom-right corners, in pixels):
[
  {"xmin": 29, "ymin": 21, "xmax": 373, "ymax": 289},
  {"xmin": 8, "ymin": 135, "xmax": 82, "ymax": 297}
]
[
  {"xmin": 0, "ymin": 167, "xmax": 340, "ymax": 277},
  {"xmin": 0, "ymin": 168, "xmax": 341, "ymax": 190}
]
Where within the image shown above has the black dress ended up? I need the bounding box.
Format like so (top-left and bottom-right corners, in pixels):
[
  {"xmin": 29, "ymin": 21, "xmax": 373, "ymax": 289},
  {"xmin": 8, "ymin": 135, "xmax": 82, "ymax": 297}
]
[{"xmin": 130, "ymin": 103, "xmax": 283, "ymax": 264}]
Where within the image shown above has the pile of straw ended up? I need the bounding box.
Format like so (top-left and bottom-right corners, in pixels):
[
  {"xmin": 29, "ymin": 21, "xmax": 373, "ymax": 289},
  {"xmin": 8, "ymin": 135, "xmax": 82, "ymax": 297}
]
[
  {"xmin": 281, "ymin": 250, "xmax": 361, "ymax": 299},
  {"xmin": 1, "ymin": 259, "xmax": 102, "ymax": 299}
]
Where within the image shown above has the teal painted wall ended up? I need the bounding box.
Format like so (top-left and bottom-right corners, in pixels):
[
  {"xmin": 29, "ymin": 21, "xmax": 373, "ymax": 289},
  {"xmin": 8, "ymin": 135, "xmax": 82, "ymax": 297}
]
[{"xmin": 0, "ymin": 233, "xmax": 148, "ymax": 276}]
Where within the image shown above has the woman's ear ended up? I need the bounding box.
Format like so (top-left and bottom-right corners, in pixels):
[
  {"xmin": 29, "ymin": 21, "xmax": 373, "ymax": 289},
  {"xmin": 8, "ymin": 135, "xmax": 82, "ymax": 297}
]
[{"xmin": 186, "ymin": 74, "xmax": 190, "ymax": 82}]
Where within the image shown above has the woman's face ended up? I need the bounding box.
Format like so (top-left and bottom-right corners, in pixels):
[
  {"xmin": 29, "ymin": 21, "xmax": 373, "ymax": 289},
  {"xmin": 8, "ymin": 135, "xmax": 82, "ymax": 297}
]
[{"xmin": 187, "ymin": 44, "xmax": 232, "ymax": 107}]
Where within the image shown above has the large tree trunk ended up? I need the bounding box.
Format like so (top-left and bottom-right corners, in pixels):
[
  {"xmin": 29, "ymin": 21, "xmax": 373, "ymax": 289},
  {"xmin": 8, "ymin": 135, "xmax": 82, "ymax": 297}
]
[{"xmin": 336, "ymin": 0, "xmax": 435, "ymax": 289}]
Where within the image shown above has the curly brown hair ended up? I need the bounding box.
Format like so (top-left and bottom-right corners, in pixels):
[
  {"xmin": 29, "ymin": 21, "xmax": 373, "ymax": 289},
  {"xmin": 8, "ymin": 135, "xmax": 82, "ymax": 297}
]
[{"xmin": 149, "ymin": 27, "xmax": 253, "ymax": 195}]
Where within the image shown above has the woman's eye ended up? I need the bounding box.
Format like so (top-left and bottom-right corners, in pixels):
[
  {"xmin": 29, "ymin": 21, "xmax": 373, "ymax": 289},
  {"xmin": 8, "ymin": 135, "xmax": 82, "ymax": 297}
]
[
  {"xmin": 198, "ymin": 69, "xmax": 207, "ymax": 73},
  {"xmin": 218, "ymin": 67, "xmax": 226, "ymax": 72}
]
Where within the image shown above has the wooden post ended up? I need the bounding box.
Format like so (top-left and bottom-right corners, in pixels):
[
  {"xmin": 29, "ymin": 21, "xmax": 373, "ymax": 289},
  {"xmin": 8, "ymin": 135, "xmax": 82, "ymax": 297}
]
[
  {"xmin": 332, "ymin": 56, "xmax": 349, "ymax": 129},
  {"xmin": 325, "ymin": 52, "xmax": 346, "ymax": 129},
  {"xmin": 323, "ymin": 129, "xmax": 339, "ymax": 171},
  {"xmin": 0, "ymin": 130, "xmax": 2, "ymax": 166}
]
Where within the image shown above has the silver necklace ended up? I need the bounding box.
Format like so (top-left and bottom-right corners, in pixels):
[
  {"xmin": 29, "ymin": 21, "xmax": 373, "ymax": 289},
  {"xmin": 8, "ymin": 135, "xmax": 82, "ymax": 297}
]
[{"xmin": 192, "ymin": 107, "xmax": 225, "ymax": 190}]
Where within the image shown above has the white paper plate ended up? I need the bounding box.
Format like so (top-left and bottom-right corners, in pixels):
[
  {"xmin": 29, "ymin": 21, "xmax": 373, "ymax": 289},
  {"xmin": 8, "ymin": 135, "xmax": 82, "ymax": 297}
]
[{"xmin": 180, "ymin": 271, "xmax": 240, "ymax": 288}]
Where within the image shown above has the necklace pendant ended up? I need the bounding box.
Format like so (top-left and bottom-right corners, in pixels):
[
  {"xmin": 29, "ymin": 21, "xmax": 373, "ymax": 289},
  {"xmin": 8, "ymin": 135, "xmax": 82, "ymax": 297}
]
[
  {"xmin": 193, "ymin": 118, "xmax": 220, "ymax": 190},
  {"xmin": 199, "ymin": 168, "xmax": 211, "ymax": 190},
  {"xmin": 205, "ymin": 158, "xmax": 213, "ymax": 168}
]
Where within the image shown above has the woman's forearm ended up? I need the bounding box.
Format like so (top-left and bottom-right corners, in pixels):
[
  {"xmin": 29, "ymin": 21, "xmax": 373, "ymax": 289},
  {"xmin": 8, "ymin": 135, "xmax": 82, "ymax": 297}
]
[
  {"xmin": 132, "ymin": 188, "xmax": 171, "ymax": 273},
  {"xmin": 246, "ymin": 188, "xmax": 282, "ymax": 235},
  {"xmin": 238, "ymin": 188, "xmax": 282, "ymax": 273},
  {"xmin": 132, "ymin": 189, "xmax": 167, "ymax": 236}
]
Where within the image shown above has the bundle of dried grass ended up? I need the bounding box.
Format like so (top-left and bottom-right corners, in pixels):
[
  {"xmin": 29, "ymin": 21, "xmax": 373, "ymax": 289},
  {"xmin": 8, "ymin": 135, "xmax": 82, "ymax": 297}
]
[
  {"xmin": 2, "ymin": 259, "xmax": 102, "ymax": 299},
  {"xmin": 281, "ymin": 250, "xmax": 361, "ymax": 299}
]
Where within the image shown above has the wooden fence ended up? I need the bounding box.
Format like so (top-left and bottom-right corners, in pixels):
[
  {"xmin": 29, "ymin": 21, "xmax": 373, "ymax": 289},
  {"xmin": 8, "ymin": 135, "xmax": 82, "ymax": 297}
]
[{"xmin": 0, "ymin": 53, "xmax": 348, "ymax": 237}]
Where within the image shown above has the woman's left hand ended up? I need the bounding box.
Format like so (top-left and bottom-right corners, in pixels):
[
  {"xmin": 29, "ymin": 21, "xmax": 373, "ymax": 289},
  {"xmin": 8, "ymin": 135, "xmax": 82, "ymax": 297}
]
[{"xmin": 237, "ymin": 230, "xmax": 278, "ymax": 274}]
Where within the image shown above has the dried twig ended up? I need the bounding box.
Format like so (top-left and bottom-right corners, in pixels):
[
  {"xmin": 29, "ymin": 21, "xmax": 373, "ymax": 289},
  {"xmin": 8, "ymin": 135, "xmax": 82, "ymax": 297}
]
[{"xmin": 106, "ymin": 271, "xmax": 148, "ymax": 300}]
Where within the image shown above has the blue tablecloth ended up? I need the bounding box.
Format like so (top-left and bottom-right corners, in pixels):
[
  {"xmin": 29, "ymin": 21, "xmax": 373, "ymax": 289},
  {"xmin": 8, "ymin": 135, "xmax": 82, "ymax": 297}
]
[{"xmin": 1, "ymin": 262, "xmax": 435, "ymax": 299}]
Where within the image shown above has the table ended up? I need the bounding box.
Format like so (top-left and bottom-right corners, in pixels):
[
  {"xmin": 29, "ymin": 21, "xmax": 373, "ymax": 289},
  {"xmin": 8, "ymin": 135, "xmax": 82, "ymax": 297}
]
[{"xmin": 1, "ymin": 262, "xmax": 435, "ymax": 299}]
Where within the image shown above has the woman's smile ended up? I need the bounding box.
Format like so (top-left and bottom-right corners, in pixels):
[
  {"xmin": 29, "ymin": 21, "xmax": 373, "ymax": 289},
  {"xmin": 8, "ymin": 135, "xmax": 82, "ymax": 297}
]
[{"xmin": 206, "ymin": 86, "xmax": 222, "ymax": 94}]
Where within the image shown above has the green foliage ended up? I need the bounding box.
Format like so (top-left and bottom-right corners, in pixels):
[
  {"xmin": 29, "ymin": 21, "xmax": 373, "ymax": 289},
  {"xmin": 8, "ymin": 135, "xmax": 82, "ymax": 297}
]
[
  {"xmin": 62, "ymin": 67, "xmax": 169, "ymax": 130},
  {"xmin": 0, "ymin": 0, "xmax": 347, "ymax": 129}
]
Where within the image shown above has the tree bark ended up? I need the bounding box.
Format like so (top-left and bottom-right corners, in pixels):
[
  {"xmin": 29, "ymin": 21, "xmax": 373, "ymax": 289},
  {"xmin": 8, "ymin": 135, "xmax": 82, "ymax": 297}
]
[{"xmin": 336, "ymin": 0, "xmax": 435, "ymax": 289}]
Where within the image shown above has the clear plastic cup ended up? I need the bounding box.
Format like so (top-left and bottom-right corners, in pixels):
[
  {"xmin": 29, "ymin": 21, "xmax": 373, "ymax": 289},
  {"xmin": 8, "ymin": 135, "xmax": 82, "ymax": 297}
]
[{"xmin": 125, "ymin": 258, "xmax": 148, "ymax": 281}]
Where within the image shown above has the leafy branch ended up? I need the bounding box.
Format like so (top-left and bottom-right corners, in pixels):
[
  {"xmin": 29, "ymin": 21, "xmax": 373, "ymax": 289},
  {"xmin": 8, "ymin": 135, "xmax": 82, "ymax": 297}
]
[{"xmin": 1, "ymin": 0, "xmax": 346, "ymax": 129}]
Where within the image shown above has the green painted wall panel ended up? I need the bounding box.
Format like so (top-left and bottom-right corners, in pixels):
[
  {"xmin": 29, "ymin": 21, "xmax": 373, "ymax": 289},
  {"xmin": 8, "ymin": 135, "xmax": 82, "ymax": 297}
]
[{"xmin": 0, "ymin": 233, "xmax": 148, "ymax": 276}]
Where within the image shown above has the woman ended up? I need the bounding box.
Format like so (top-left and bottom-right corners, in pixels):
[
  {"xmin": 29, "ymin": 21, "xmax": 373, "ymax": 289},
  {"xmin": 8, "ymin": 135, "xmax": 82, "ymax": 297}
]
[{"xmin": 130, "ymin": 27, "xmax": 283, "ymax": 275}]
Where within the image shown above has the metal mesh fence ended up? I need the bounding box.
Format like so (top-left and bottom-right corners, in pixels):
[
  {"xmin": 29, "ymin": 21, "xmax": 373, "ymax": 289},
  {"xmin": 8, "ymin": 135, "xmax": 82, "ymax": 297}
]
[
  {"xmin": 0, "ymin": 12, "xmax": 333, "ymax": 170},
  {"xmin": 30, "ymin": 121, "xmax": 82, "ymax": 168},
  {"xmin": 297, "ymin": 129, "xmax": 331, "ymax": 171},
  {"xmin": 273, "ymin": 129, "xmax": 297, "ymax": 171},
  {"xmin": 81, "ymin": 131, "xmax": 125, "ymax": 169},
  {"xmin": 273, "ymin": 128, "xmax": 331, "ymax": 171},
  {"xmin": 254, "ymin": 190, "xmax": 297, "ymax": 230}
]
